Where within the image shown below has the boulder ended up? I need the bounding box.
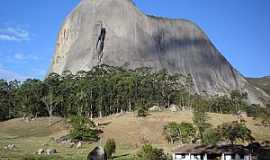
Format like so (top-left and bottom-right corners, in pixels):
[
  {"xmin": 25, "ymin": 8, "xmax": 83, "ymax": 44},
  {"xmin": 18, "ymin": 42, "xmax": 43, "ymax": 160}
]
[
  {"xmin": 169, "ymin": 104, "xmax": 179, "ymax": 112},
  {"xmin": 236, "ymin": 111, "xmax": 248, "ymax": 119},
  {"xmin": 149, "ymin": 105, "xmax": 162, "ymax": 112},
  {"xmin": 87, "ymin": 146, "xmax": 107, "ymax": 160},
  {"xmin": 76, "ymin": 141, "xmax": 82, "ymax": 149},
  {"xmin": 37, "ymin": 148, "xmax": 45, "ymax": 155},
  {"xmin": 6, "ymin": 144, "xmax": 16, "ymax": 150},
  {"xmin": 46, "ymin": 148, "xmax": 57, "ymax": 155}
]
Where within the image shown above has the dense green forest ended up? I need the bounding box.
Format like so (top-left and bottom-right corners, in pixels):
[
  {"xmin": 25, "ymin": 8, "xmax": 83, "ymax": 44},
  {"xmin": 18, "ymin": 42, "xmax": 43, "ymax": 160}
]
[{"xmin": 0, "ymin": 64, "xmax": 269, "ymax": 122}]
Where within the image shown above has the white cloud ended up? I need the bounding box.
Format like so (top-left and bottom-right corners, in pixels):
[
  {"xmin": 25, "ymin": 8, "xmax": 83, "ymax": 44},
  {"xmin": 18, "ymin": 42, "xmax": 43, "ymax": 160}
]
[
  {"xmin": 0, "ymin": 26, "xmax": 30, "ymax": 42},
  {"xmin": 14, "ymin": 53, "xmax": 25, "ymax": 60},
  {"xmin": 14, "ymin": 53, "xmax": 40, "ymax": 61},
  {"xmin": 0, "ymin": 68, "xmax": 26, "ymax": 81}
]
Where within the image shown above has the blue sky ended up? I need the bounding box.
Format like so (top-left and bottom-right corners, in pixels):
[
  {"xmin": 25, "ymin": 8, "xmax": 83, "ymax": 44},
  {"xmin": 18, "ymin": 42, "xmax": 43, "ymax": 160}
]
[{"xmin": 0, "ymin": 0, "xmax": 269, "ymax": 80}]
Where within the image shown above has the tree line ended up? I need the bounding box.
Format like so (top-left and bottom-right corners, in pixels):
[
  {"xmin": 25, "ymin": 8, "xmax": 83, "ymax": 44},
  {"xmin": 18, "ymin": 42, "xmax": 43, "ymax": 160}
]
[
  {"xmin": 0, "ymin": 65, "xmax": 192, "ymax": 121},
  {"xmin": 163, "ymin": 110, "xmax": 255, "ymax": 146},
  {"xmin": 0, "ymin": 64, "xmax": 269, "ymax": 123}
]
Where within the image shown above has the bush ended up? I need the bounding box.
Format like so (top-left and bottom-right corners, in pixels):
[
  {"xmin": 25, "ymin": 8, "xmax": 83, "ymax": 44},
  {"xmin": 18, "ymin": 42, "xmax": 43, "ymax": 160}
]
[
  {"xmin": 69, "ymin": 116, "xmax": 101, "ymax": 142},
  {"xmin": 163, "ymin": 122, "xmax": 196, "ymax": 144},
  {"xmin": 202, "ymin": 128, "xmax": 220, "ymax": 145},
  {"xmin": 216, "ymin": 121, "xmax": 254, "ymax": 145},
  {"xmin": 137, "ymin": 105, "xmax": 148, "ymax": 117},
  {"xmin": 70, "ymin": 127, "xmax": 100, "ymax": 142},
  {"xmin": 104, "ymin": 138, "xmax": 116, "ymax": 159},
  {"xmin": 136, "ymin": 144, "xmax": 171, "ymax": 160}
]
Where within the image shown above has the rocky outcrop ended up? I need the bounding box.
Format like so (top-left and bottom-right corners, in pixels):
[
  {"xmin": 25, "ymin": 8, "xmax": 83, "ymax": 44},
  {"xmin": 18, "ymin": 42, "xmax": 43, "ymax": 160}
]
[
  {"xmin": 247, "ymin": 76, "xmax": 270, "ymax": 96},
  {"xmin": 49, "ymin": 0, "xmax": 269, "ymax": 104},
  {"xmin": 87, "ymin": 146, "xmax": 107, "ymax": 160}
]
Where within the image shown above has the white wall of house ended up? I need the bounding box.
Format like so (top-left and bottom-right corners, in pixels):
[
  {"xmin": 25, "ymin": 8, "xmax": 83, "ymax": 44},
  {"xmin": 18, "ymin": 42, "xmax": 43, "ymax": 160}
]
[
  {"xmin": 174, "ymin": 154, "xmax": 190, "ymax": 160},
  {"xmin": 191, "ymin": 155, "xmax": 202, "ymax": 160},
  {"xmin": 173, "ymin": 153, "xmax": 207, "ymax": 160},
  {"xmin": 221, "ymin": 154, "xmax": 251, "ymax": 160},
  {"xmin": 244, "ymin": 155, "xmax": 251, "ymax": 160},
  {"xmin": 173, "ymin": 153, "xmax": 251, "ymax": 160}
]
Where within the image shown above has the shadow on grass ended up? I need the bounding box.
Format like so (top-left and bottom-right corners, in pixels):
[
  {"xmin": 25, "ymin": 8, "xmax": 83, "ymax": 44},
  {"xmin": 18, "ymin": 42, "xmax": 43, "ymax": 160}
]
[
  {"xmin": 98, "ymin": 121, "xmax": 112, "ymax": 126},
  {"xmin": 48, "ymin": 119, "xmax": 64, "ymax": 128},
  {"xmin": 112, "ymin": 153, "xmax": 130, "ymax": 159}
]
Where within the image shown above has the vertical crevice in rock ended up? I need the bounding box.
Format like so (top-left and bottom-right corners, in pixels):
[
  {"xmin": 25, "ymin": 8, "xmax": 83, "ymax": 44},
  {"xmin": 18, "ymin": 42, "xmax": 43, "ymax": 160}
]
[{"xmin": 96, "ymin": 24, "xmax": 106, "ymax": 64}]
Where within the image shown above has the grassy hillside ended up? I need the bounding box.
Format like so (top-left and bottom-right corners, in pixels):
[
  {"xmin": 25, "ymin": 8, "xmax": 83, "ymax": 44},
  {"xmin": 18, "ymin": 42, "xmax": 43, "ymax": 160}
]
[
  {"xmin": 248, "ymin": 76, "xmax": 270, "ymax": 96},
  {"xmin": 1, "ymin": 112, "xmax": 270, "ymax": 159}
]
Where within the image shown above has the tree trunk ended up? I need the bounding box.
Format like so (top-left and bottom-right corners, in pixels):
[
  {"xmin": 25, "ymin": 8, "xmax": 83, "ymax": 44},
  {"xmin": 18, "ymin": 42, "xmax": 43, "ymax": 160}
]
[
  {"xmin": 35, "ymin": 112, "xmax": 38, "ymax": 119},
  {"xmin": 48, "ymin": 106, "xmax": 53, "ymax": 117},
  {"xmin": 188, "ymin": 86, "xmax": 192, "ymax": 110},
  {"xmin": 90, "ymin": 103, "xmax": 93, "ymax": 120},
  {"xmin": 100, "ymin": 96, "xmax": 103, "ymax": 118},
  {"xmin": 116, "ymin": 98, "xmax": 119, "ymax": 113},
  {"xmin": 109, "ymin": 105, "xmax": 112, "ymax": 114},
  {"xmin": 99, "ymin": 111, "xmax": 102, "ymax": 118},
  {"xmin": 90, "ymin": 89, "xmax": 93, "ymax": 119},
  {"xmin": 231, "ymin": 140, "xmax": 235, "ymax": 149},
  {"xmin": 171, "ymin": 137, "xmax": 174, "ymax": 144},
  {"xmin": 90, "ymin": 111, "xmax": 93, "ymax": 120},
  {"xmin": 179, "ymin": 129, "xmax": 183, "ymax": 145},
  {"xmin": 128, "ymin": 98, "xmax": 132, "ymax": 112},
  {"xmin": 48, "ymin": 107, "xmax": 53, "ymax": 125},
  {"xmin": 8, "ymin": 106, "xmax": 11, "ymax": 119}
]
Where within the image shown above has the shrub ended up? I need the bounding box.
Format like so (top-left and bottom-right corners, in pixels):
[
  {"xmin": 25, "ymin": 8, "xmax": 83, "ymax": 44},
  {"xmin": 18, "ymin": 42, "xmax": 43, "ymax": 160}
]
[
  {"xmin": 163, "ymin": 122, "xmax": 196, "ymax": 144},
  {"xmin": 163, "ymin": 122, "xmax": 180, "ymax": 144},
  {"xmin": 69, "ymin": 116, "xmax": 101, "ymax": 142},
  {"xmin": 104, "ymin": 138, "xmax": 116, "ymax": 159},
  {"xmin": 202, "ymin": 128, "xmax": 220, "ymax": 145},
  {"xmin": 137, "ymin": 105, "xmax": 148, "ymax": 117},
  {"xmin": 217, "ymin": 121, "xmax": 254, "ymax": 145},
  {"xmin": 192, "ymin": 109, "xmax": 211, "ymax": 140},
  {"xmin": 136, "ymin": 144, "xmax": 170, "ymax": 160}
]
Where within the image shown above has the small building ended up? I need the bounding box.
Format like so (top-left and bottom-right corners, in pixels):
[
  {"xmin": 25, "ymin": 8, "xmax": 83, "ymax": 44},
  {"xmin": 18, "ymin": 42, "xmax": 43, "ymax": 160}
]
[{"xmin": 172, "ymin": 145, "xmax": 253, "ymax": 160}]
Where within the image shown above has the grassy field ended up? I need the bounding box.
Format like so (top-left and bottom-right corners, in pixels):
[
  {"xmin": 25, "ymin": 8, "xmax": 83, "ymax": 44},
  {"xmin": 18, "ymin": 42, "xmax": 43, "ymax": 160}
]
[{"xmin": 1, "ymin": 111, "xmax": 270, "ymax": 159}]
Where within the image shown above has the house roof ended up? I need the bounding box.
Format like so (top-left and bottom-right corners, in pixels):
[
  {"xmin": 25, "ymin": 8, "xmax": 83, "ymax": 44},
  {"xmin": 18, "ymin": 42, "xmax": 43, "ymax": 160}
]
[
  {"xmin": 173, "ymin": 145, "xmax": 250, "ymax": 155},
  {"xmin": 173, "ymin": 145, "xmax": 210, "ymax": 154}
]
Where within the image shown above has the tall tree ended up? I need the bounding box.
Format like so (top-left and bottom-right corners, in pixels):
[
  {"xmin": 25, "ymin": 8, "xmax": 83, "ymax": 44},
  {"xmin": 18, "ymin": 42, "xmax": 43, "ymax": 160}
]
[
  {"xmin": 0, "ymin": 79, "xmax": 10, "ymax": 121},
  {"xmin": 186, "ymin": 73, "xmax": 194, "ymax": 110},
  {"xmin": 193, "ymin": 101, "xmax": 211, "ymax": 142},
  {"xmin": 217, "ymin": 121, "xmax": 254, "ymax": 146},
  {"xmin": 43, "ymin": 73, "xmax": 62, "ymax": 123}
]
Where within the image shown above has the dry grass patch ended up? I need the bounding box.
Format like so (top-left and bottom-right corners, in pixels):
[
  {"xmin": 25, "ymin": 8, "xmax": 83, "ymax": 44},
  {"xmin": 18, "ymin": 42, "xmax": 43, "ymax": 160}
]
[{"xmin": 0, "ymin": 112, "xmax": 270, "ymax": 159}]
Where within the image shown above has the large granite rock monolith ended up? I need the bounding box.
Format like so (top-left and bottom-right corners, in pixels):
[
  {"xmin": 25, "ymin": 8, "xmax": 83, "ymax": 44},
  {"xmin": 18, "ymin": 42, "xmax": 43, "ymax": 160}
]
[{"xmin": 49, "ymin": 0, "xmax": 269, "ymax": 104}]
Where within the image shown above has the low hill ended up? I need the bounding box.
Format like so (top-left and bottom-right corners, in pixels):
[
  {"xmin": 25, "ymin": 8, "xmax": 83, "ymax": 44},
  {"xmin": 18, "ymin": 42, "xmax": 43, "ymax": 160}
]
[
  {"xmin": 1, "ymin": 112, "xmax": 270, "ymax": 159},
  {"xmin": 248, "ymin": 76, "xmax": 270, "ymax": 97}
]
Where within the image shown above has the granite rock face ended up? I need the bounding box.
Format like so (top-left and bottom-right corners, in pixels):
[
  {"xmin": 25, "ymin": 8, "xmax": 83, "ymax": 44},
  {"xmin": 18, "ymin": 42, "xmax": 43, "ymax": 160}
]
[{"xmin": 49, "ymin": 0, "xmax": 269, "ymax": 104}]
